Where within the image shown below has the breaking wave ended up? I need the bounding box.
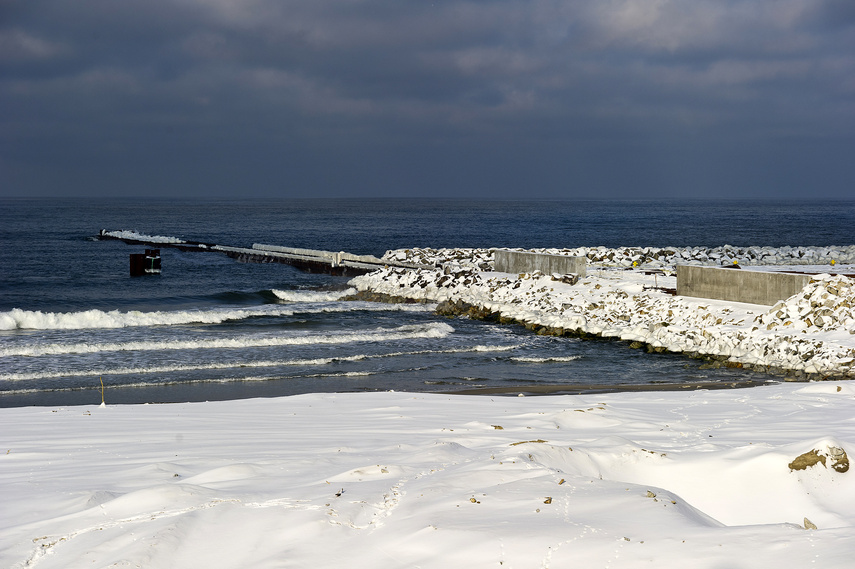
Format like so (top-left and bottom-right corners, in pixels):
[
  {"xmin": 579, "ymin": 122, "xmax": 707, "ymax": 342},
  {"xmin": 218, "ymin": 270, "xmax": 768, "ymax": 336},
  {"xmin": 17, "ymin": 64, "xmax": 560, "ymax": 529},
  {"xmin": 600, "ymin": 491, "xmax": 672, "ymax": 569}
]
[
  {"xmin": 0, "ymin": 323, "xmax": 455, "ymax": 358},
  {"xmin": 271, "ymin": 288, "xmax": 357, "ymax": 302},
  {"xmin": 510, "ymin": 356, "xmax": 581, "ymax": 363},
  {"xmin": 1, "ymin": 344, "xmax": 522, "ymax": 381},
  {"xmin": 0, "ymin": 299, "xmax": 431, "ymax": 331}
]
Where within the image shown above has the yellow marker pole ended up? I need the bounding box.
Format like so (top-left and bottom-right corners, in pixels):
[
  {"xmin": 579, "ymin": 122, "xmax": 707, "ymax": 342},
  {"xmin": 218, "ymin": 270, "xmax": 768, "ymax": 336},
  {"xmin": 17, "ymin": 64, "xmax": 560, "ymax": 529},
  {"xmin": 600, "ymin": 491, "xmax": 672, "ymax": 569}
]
[{"xmin": 100, "ymin": 376, "xmax": 105, "ymax": 406}]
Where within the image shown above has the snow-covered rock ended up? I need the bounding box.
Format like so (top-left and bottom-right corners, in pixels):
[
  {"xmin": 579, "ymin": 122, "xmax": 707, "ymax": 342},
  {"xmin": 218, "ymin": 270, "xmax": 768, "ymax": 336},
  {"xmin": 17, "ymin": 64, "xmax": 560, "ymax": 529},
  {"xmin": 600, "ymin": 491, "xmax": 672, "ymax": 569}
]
[
  {"xmin": 383, "ymin": 245, "xmax": 855, "ymax": 271},
  {"xmin": 352, "ymin": 259, "xmax": 855, "ymax": 380}
]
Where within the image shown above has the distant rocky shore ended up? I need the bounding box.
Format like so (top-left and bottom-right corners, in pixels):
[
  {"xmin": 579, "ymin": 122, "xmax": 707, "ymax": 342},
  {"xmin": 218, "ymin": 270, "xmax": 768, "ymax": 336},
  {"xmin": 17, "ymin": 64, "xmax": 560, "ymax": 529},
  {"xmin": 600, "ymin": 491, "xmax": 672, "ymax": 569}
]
[{"xmin": 382, "ymin": 244, "xmax": 855, "ymax": 270}]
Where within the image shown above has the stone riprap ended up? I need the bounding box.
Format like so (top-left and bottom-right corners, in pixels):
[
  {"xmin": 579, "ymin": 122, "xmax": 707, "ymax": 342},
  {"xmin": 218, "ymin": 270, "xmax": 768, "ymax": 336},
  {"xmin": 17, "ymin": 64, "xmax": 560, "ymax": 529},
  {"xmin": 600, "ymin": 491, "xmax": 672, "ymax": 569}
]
[
  {"xmin": 756, "ymin": 277, "xmax": 855, "ymax": 333},
  {"xmin": 383, "ymin": 245, "xmax": 855, "ymax": 270},
  {"xmin": 350, "ymin": 263, "xmax": 855, "ymax": 380}
]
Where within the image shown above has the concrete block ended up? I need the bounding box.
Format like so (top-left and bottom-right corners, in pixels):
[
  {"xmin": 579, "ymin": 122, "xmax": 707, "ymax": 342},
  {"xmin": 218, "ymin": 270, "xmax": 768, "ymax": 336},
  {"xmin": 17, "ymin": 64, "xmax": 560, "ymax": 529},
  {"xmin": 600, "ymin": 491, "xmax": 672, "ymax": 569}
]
[
  {"xmin": 493, "ymin": 250, "xmax": 586, "ymax": 278},
  {"xmin": 676, "ymin": 265, "xmax": 811, "ymax": 306}
]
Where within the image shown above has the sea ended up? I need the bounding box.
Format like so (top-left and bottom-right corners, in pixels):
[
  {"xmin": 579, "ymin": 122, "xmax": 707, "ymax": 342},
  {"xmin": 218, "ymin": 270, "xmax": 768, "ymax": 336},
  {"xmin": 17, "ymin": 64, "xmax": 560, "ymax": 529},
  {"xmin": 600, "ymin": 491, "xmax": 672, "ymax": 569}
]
[{"xmin": 2, "ymin": 198, "xmax": 853, "ymax": 408}]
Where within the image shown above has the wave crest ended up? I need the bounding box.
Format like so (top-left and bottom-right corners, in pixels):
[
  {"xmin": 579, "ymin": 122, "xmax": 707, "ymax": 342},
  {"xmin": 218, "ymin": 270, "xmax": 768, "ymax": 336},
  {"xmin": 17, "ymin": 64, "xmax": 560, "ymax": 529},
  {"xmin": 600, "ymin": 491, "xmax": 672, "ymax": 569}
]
[
  {"xmin": 510, "ymin": 355, "xmax": 581, "ymax": 363},
  {"xmin": 271, "ymin": 288, "xmax": 356, "ymax": 302},
  {"xmin": 0, "ymin": 322, "xmax": 456, "ymax": 358},
  {"xmin": 0, "ymin": 299, "xmax": 431, "ymax": 331}
]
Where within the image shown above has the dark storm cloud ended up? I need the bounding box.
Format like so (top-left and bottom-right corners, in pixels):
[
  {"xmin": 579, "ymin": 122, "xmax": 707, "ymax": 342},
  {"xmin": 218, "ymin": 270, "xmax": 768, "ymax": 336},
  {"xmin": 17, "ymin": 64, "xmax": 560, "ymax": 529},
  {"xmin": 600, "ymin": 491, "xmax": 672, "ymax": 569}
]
[{"xmin": 1, "ymin": 0, "xmax": 853, "ymax": 198}]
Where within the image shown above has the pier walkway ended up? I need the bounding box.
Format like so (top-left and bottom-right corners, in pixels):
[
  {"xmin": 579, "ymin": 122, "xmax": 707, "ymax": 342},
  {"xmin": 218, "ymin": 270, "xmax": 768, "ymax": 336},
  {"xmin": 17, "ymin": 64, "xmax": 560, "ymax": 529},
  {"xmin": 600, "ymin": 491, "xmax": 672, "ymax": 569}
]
[{"xmin": 98, "ymin": 230, "xmax": 426, "ymax": 276}]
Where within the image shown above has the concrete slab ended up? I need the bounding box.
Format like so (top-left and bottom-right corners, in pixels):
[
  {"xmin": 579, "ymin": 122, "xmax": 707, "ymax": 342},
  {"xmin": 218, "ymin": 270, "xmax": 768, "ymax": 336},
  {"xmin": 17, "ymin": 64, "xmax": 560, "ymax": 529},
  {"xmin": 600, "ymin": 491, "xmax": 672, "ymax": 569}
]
[{"xmin": 493, "ymin": 250, "xmax": 586, "ymax": 277}]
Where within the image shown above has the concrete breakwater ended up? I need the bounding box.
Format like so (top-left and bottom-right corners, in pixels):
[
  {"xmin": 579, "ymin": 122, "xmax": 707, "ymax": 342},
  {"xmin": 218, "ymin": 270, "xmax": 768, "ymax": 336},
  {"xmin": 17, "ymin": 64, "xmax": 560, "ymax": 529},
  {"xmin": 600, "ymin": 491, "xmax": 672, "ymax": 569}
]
[
  {"xmin": 98, "ymin": 230, "xmax": 427, "ymax": 276},
  {"xmin": 350, "ymin": 264, "xmax": 855, "ymax": 381}
]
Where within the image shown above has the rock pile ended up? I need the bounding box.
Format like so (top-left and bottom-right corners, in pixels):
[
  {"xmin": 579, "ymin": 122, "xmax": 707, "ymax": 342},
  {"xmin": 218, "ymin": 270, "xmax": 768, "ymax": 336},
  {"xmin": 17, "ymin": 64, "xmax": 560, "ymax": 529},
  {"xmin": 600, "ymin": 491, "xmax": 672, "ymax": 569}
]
[
  {"xmin": 788, "ymin": 444, "xmax": 850, "ymax": 474},
  {"xmin": 755, "ymin": 276, "xmax": 855, "ymax": 333},
  {"xmin": 562, "ymin": 245, "xmax": 855, "ymax": 268},
  {"xmin": 383, "ymin": 245, "xmax": 855, "ymax": 270},
  {"xmin": 386, "ymin": 248, "xmax": 494, "ymax": 270},
  {"xmin": 351, "ymin": 262, "xmax": 855, "ymax": 380}
]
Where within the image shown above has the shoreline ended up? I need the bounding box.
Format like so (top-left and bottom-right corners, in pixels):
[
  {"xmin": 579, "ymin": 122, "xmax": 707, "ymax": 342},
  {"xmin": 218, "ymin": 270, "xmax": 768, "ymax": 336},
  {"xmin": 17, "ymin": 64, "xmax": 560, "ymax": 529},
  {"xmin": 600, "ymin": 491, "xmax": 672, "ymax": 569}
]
[{"xmin": 444, "ymin": 379, "xmax": 773, "ymax": 396}]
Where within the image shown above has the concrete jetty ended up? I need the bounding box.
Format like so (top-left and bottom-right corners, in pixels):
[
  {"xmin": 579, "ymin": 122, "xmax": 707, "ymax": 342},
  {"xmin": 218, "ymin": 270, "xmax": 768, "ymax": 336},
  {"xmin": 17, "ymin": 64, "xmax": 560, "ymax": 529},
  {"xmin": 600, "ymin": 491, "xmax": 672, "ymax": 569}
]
[
  {"xmin": 215, "ymin": 243, "xmax": 425, "ymax": 275},
  {"xmin": 98, "ymin": 230, "xmax": 426, "ymax": 276}
]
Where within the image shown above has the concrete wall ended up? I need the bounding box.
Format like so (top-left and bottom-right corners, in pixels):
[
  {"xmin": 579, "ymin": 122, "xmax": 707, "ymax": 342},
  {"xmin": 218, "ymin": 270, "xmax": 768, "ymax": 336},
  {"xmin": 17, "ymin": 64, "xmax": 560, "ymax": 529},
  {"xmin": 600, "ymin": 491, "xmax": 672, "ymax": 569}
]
[
  {"xmin": 676, "ymin": 265, "xmax": 811, "ymax": 306},
  {"xmin": 493, "ymin": 250, "xmax": 586, "ymax": 278}
]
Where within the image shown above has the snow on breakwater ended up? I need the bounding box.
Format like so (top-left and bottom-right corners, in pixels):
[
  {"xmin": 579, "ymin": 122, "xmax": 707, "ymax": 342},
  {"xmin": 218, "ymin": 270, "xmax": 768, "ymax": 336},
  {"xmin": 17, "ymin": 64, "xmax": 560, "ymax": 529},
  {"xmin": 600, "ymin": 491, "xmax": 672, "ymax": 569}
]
[
  {"xmin": 384, "ymin": 245, "xmax": 855, "ymax": 270},
  {"xmin": 756, "ymin": 277, "xmax": 855, "ymax": 333},
  {"xmin": 350, "ymin": 263, "xmax": 855, "ymax": 380},
  {"xmin": 99, "ymin": 230, "xmax": 187, "ymax": 244}
]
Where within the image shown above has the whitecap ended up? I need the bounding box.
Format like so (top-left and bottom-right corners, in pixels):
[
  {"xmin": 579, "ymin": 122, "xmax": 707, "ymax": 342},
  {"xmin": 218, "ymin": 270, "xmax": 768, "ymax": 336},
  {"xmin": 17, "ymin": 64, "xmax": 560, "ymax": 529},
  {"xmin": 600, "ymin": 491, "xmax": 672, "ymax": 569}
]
[
  {"xmin": 271, "ymin": 288, "xmax": 357, "ymax": 302},
  {"xmin": 0, "ymin": 322, "xmax": 456, "ymax": 358}
]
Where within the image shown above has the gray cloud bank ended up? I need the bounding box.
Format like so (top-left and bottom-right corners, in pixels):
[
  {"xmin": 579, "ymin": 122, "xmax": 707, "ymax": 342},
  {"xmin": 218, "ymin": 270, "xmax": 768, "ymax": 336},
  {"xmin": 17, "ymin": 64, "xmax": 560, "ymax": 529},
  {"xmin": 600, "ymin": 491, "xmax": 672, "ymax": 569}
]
[{"xmin": 2, "ymin": 0, "xmax": 853, "ymax": 198}]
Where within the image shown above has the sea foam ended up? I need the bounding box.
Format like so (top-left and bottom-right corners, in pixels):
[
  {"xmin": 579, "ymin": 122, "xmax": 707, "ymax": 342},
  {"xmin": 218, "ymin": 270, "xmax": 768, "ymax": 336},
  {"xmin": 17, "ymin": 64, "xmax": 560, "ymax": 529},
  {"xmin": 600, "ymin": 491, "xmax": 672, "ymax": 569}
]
[
  {"xmin": 0, "ymin": 323, "xmax": 456, "ymax": 358},
  {"xmin": 1, "ymin": 344, "xmax": 522, "ymax": 382},
  {"xmin": 271, "ymin": 288, "xmax": 357, "ymax": 302}
]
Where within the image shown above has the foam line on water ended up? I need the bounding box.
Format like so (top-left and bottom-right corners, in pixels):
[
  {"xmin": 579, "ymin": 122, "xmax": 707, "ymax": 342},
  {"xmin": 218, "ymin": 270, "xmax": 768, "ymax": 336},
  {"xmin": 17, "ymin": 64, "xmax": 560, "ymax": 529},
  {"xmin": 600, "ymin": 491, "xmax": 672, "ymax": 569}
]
[
  {"xmin": 0, "ymin": 371, "xmax": 380, "ymax": 395},
  {"xmin": 0, "ymin": 323, "xmax": 455, "ymax": 358},
  {"xmin": 0, "ymin": 344, "xmax": 522, "ymax": 381},
  {"xmin": 509, "ymin": 356, "xmax": 582, "ymax": 363},
  {"xmin": 0, "ymin": 356, "xmax": 367, "ymax": 381}
]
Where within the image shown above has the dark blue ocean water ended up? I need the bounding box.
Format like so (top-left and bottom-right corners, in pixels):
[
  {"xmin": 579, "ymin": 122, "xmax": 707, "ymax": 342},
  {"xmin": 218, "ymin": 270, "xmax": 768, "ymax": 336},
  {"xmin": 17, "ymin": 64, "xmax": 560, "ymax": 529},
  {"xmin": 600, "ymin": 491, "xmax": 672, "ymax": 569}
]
[{"xmin": 1, "ymin": 198, "xmax": 853, "ymax": 407}]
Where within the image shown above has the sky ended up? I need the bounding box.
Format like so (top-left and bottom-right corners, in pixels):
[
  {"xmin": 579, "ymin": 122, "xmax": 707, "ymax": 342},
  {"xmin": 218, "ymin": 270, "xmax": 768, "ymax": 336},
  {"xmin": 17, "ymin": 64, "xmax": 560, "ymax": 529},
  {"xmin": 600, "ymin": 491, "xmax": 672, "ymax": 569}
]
[{"xmin": 1, "ymin": 0, "xmax": 854, "ymax": 200}]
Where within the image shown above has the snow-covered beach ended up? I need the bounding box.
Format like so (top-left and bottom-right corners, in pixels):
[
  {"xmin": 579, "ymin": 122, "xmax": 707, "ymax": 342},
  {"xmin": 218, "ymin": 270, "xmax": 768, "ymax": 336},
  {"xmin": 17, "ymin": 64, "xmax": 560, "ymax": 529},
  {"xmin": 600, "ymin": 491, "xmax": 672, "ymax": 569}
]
[{"xmin": 3, "ymin": 384, "xmax": 855, "ymax": 568}]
